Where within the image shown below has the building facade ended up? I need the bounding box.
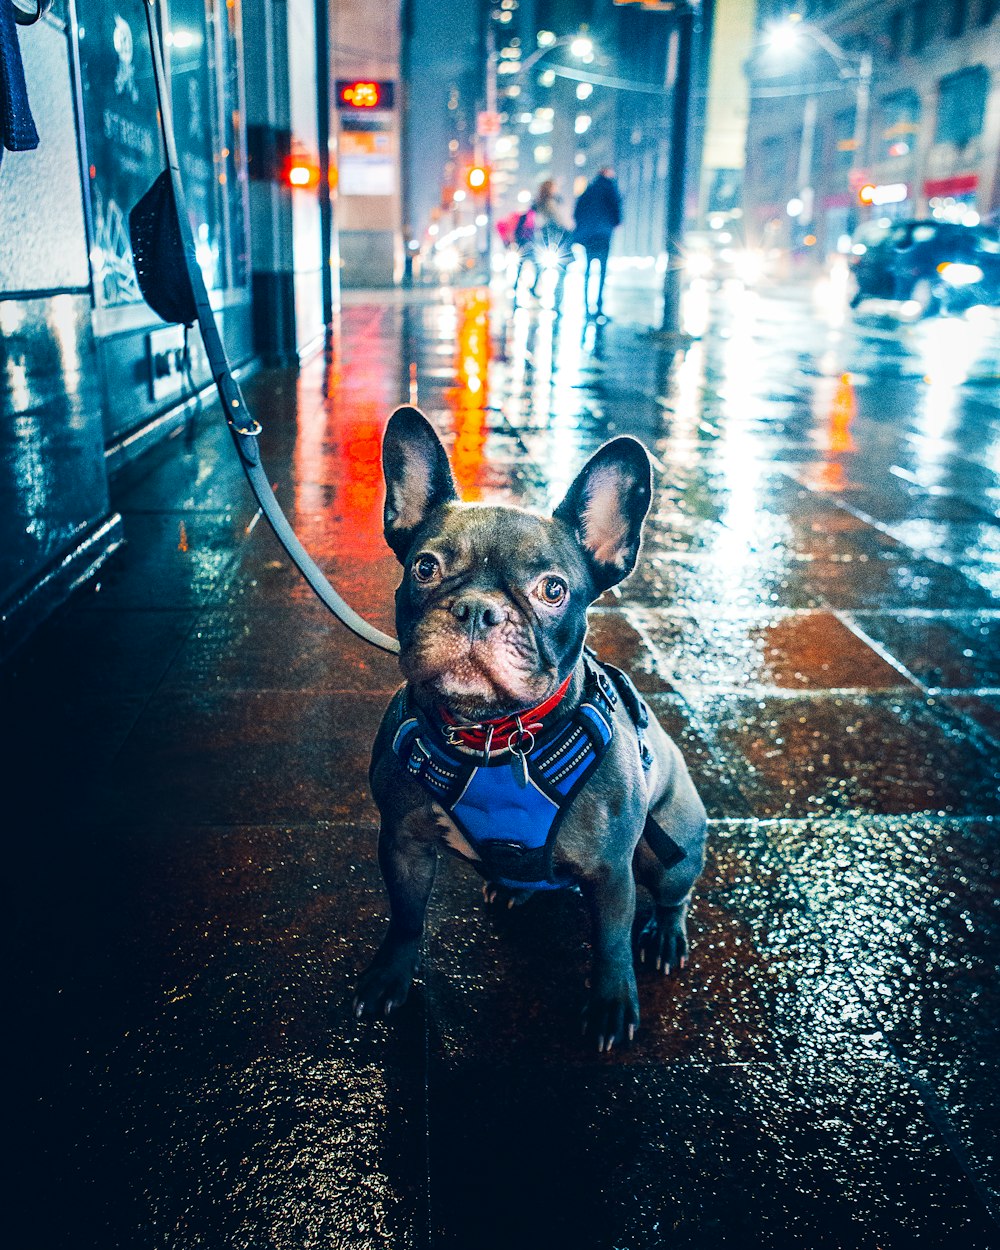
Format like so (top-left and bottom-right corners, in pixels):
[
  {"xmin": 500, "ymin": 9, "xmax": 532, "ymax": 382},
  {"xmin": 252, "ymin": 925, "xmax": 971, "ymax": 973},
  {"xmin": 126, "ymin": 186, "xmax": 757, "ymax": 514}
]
[{"xmin": 745, "ymin": 0, "xmax": 1000, "ymax": 257}]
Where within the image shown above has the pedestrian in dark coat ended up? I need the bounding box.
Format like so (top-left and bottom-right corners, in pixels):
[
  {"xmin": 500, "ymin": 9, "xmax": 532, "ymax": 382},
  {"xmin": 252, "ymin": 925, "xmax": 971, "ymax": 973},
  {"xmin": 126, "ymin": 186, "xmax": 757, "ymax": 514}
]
[{"xmin": 573, "ymin": 168, "xmax": 622, "ymax": 320}]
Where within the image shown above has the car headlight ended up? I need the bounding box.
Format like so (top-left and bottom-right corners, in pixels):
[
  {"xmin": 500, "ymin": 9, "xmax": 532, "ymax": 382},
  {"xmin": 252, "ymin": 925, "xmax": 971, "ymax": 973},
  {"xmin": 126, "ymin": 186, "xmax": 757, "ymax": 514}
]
[
  {"xmin": 537, "ymin": 246, "xmax": 564, "ymax": 271},
  {"xmin": 937, "ymin": 262, "xmax": 983, "ymax": 287},
  {"xmin": 732, "ymin": 249, "xmax": 764, "ymax": 284},
  {"xmin": 685, "ymin": 251, "xmax": 713, "ymax": 278}
]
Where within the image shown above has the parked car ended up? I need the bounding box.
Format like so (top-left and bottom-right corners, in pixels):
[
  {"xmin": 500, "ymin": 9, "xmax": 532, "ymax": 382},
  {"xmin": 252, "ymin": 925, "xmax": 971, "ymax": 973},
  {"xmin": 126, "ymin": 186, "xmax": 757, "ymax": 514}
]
[
  {"xmin": 682, "ymin": 229, "xmax": 767, "ymax": 287},
  {"xmin": 848, "ymin": 219, "xmax": 1000, "ymax": 315}
]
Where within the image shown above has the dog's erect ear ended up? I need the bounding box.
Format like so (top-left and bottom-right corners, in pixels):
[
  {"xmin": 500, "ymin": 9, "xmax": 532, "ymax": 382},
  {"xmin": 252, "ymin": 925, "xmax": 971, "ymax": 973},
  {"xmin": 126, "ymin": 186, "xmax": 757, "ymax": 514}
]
[
  {"xmin": 553, "ymin": 437, "xmax": 652, "ymax": 594},
  {"xmin": 382, "ymin": 405, "xmax": 458, "ymax": 561}
]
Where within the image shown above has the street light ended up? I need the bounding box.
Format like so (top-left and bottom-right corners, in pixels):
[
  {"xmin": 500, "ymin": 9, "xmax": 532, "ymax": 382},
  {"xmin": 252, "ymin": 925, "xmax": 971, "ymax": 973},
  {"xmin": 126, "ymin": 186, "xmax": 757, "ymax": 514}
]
[
  {"xmin": 765, "ymin": 15, "xmax": 873, "ymax": 234},
  {"xmin": 514, "ymin": 31, "xmax": 597, "ymax": 79}
]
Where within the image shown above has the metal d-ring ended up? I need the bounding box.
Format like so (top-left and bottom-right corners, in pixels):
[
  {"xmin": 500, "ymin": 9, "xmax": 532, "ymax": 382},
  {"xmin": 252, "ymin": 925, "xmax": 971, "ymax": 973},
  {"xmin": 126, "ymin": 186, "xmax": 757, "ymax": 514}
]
[{"xmin": 508, "ymin": 719, "xmax": 536, "ymax": 757}]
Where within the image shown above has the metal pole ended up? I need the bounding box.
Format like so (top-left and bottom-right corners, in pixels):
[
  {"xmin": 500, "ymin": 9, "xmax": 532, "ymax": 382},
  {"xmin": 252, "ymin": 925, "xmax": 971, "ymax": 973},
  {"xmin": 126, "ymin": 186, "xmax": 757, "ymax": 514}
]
[
  {"xmin": 314, "ymin": 0, "xmax": 335, "ymax": 326},
  {"xmin": 796, "ymin": 93, "xmax": 817, "ymax": 227},
  {"xmin": 660, "ymin": 2, "xmax": 694, "ymax": 335},
  {"xmin": 485, "ymin": 20, "xmax": 497, "ymax": 278},
  {"xmin": 851, "ymin": 50, "xmax": 872, "ymax": 179}
]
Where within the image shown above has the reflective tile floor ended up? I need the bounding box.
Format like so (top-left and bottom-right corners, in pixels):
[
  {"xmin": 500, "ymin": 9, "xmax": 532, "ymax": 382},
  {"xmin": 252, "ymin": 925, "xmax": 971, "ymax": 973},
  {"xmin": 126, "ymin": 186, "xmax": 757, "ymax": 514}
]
[{"xmin": 5, "ymin": 273, "xmax": 1000, "ymax": 1249}]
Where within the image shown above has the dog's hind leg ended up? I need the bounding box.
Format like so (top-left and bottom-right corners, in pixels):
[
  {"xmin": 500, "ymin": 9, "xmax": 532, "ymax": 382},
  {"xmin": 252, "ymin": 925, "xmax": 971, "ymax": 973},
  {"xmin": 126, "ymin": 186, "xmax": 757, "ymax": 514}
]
[
  {"xmin": 632, "ymin": 836, "xmax": 693, "ymax": 974},
  {"xmin": 632, "ymin": 765, "xmax": 707, "ymax": 974}
]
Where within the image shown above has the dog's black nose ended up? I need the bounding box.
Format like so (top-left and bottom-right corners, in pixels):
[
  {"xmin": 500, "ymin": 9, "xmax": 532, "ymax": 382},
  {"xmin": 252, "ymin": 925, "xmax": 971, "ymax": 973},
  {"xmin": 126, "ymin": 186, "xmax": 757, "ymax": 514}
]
[{"xmin": 451, "ymin": 594, "xmax": 502, "ymax": 635}]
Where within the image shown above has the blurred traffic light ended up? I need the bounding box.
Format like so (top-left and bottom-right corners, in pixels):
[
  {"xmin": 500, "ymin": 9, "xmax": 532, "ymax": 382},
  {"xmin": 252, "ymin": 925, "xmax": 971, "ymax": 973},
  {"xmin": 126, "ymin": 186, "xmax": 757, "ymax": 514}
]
[
  {"xmin": 284, "ymin": 158, "xmax": 319, "ymax": 190},
  {"xmin": 466, "ymin": 165, "xmax": 489, "ymax": 193},
  {"xmin": 335, "ymin": 80, "xmax": 395, "ymax": 110}
]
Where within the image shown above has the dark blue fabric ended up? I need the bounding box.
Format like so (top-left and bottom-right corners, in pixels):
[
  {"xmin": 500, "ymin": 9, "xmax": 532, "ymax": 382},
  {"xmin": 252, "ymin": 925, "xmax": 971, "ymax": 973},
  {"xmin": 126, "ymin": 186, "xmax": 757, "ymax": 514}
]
[
  {"xmin": 0, "ymin": 0, "xmax": 39, "ymax": 164},
  {"xmin": 573, "ymin": 175, "xmax": 622, "ymax": 248},
  {"xmin": 392, "ymin": 677, "xmax": 617, "ymax": 891}
]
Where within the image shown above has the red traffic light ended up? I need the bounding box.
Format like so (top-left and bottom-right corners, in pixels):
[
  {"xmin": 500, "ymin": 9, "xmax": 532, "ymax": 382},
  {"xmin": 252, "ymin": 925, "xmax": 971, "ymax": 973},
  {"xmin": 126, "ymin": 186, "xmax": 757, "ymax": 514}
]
[
  {"xmin": 466, "ymin": 165, "xmax": 489, "ymax": 192},
  {"xmin": 336, "ymin": 79, "xmax": 395, "ymax": 109}
]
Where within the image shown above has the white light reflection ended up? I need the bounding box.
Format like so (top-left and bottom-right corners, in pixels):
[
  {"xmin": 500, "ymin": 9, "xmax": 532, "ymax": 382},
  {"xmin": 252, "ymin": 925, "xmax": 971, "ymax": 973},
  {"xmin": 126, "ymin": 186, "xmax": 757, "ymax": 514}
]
[{"xmin": 46, "ymin": 295, "xmax": 84, "ymax": 409}]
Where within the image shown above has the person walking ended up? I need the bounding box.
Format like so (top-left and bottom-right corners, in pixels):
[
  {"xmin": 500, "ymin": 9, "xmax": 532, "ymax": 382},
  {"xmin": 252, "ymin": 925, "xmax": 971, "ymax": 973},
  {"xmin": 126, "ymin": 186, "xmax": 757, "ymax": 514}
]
[
  {"xmin": 573, "ymin": 168, "xmax": 622, "ymax": 321},
  {"xmin": 529, "ymin": 177, "xmax": 573, "ymax": 306}
]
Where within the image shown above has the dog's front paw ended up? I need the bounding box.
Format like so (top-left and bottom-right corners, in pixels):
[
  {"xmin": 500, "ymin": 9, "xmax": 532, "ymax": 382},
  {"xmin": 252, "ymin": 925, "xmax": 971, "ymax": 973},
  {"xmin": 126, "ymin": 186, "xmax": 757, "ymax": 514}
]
[
  {"xmin": 636, "ymin": 903, "xmax": 689, "ymax": 975},
  {"xmin": 582, "ymin": 978, "xmax": 640, "ymax": 1054},
  {"xmin": 482, "ymin": 881, "xmax": 534, "ymax": 909},
  {"xmin": 353, "ymin": 940, "xmax": 419, "ymax": 1019}
]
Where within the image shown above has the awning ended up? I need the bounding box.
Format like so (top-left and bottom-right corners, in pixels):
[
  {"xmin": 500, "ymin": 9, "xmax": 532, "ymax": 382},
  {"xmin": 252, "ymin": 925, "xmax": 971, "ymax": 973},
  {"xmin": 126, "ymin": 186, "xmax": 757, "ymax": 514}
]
[{"xmin": 923, "ymin": 173, "xmax": 978, "ymax": 198}]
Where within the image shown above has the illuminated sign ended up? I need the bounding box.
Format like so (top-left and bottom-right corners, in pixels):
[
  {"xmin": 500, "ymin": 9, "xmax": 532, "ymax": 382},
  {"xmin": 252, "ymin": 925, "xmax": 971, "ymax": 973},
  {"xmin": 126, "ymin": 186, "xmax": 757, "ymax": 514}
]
[
  {"xmin": 859, "ymin": 182, "xmax": 908, "ymax": 206},
  {"xmin": 336, "ymin": 79, "xmax": 395, "ymax": 110}
]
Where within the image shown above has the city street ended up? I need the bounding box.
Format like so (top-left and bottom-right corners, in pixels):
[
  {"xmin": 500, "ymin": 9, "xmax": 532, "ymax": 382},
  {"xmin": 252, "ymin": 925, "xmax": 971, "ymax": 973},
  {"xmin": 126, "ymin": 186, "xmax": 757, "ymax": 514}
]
[{"xmin": 6, "ymin": 271, "xmax": 1000, "ymax": 1249}]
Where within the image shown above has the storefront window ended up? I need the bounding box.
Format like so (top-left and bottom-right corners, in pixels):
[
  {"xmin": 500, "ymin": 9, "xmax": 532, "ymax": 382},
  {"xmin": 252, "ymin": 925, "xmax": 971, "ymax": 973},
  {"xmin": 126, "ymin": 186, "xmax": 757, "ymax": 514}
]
[
  {"xmin": 77, "ymin": 0, "xmax": 247, "ymax": 309},
  {"xmin": 936, "ymin": 66, "xmax": 988, "ymax": 149},
  {"xmin": 830, "ymin": 108, "xmax": 856, "ymax": 178},
  {"xmin": 77, "ymin": 5, "xmax": 161, "ymax": 306},
  {"xmin": 878, "ymin": 90, "xmax": 920, "ymax": 164}
]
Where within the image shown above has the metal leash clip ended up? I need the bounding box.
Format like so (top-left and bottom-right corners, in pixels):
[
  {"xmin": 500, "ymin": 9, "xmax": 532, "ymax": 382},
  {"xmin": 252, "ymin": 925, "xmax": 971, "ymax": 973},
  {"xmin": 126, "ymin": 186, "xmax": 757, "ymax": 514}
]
[{"xmin": 508, "ymin": 717, "xmax": 536, "ymax": 789}]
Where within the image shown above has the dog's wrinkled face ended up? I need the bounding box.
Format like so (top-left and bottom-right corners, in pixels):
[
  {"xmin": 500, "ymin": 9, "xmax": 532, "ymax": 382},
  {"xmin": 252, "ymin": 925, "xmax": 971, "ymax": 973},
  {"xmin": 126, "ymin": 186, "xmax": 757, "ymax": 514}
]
[
  {"xmin": 382, "ymin": 406, "xmax": 652, "ymax": 721},
  {"xmin": 396, "ymin": 505, "xmax": 589, "ymax": 719}
]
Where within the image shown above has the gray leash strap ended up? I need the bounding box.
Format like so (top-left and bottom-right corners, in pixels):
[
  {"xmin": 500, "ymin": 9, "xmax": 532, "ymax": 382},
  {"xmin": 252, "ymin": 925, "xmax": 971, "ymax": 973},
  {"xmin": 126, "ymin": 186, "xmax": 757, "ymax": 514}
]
[{"xmin": 142, "ymin": 0, "xmax": 400, "ymax": 656}]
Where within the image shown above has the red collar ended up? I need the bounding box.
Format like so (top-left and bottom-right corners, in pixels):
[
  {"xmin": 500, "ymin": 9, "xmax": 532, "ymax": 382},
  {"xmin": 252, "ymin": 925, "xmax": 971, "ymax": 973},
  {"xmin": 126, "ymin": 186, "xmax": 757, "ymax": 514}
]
[{"xmin": 438, "ymin": 673, "xmax": 574, "ymax": 756}]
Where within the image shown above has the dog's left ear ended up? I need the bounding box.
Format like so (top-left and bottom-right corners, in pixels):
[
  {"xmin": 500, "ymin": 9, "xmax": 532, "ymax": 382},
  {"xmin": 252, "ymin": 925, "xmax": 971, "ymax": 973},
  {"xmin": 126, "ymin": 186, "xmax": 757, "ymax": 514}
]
[
  {"xmin": 553, "ymin": 437, "xmax": 652, "ymax": 594},
  {"xmin": 382, "ymin": 405, "xmax": 458, "ymax": 561}
]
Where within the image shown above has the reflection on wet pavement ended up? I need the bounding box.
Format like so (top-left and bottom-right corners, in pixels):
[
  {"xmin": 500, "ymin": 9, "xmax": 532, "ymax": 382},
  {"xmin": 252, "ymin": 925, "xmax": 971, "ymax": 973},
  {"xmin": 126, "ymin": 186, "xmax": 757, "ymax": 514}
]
[{"xmin": 6, "ymin": 276, "xmax": 1000, "ymax": 1247}]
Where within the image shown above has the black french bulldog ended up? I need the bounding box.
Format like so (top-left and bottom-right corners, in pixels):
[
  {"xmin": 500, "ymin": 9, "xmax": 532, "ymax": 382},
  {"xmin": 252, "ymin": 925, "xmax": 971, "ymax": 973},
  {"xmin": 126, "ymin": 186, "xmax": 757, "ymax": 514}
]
[{"xmin": 354, "ymin": 406, "xmax": 707, "ymax": 1051}]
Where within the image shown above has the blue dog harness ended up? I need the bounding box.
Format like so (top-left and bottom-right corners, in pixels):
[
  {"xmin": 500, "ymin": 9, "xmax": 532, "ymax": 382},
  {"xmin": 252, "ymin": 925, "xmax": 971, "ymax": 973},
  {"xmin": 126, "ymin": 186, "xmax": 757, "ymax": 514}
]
[{"xmin": 390, "ymin": 660, "xmax": 681, "ymax": 891}]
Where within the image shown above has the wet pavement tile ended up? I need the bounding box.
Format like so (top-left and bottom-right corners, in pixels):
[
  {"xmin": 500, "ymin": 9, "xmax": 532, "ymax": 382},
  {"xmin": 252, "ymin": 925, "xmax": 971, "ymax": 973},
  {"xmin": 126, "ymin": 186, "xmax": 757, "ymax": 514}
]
[
  {"xmin": 14, "ymin": 821, "xmax": 428, "ymax": 1250},
  {"xmin": 851, "ymin": 612, "xmax": 1000, "ymax": 690},
  {"xmin": 645, "ymin": 694, "xmax": 751, "ymax": 819},
  {"xmin": 881, "ymin": 520, "xmax": 1000, "ymax": 566},
  {"xmin": 942, "ymin": 693, "xmax": 1000, "ymax": 746},
  {"xmin": 3, "ymin": 604, "xmax": 197, "ymax": 820},
  {"xmin": 97, "ymin": 689, "xmax": 386, "ymax": 827},
  {"xmin": 110, "ymin": 415, "xmax": 252, "ymax": 517},
  {"xmin": 760, "ymin": 816, "xmax": 1000, "ymax": 1211},
  {"xmin": 840, "ymin": 489, "xmax": 1000, "ymax": 528},
  {"xmin": 684, "ymin": 692, "xmax": 1000, "ymax": 817},
  {"xmin": 160, "ymin": 600, "xmax": 402, "ymax": 696},
  {"xmin": 799, "ymin": 555, "xmax": 999, "ymax": 611},
  {"xmin": 586, "ymin": 609, "xmax": 676, "ymax": 693},
  {"xmin": 417, "ymin": 822, "xmax": 997, "ymax": 1249},
  {"xmin": 221, "ymin": 519, "xmax": 401, "ymax": 632},
  {"xmin": 637, "ymin": 609, "xmax": 911, "ymax": 693},
  {"xmin": 72, "ymin": 509, "xmax": 246, "ymax": 612},
  {"xmin": 620, "ymin": 553, "xmax": 824, "ymax": 612}
]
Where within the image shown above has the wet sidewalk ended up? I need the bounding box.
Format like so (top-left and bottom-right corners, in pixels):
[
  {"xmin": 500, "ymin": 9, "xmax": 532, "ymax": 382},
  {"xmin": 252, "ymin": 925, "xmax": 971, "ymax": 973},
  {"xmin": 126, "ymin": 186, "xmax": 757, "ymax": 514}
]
[{"xmin": 6, "ymin": 275, "xmax": 1000, "ymax": 1249}]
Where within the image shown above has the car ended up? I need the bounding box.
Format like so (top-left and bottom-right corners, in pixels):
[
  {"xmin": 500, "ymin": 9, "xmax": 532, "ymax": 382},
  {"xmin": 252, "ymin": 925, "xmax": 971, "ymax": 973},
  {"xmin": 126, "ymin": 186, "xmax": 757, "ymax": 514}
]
[
  {"xmin": 848, "ymin": 218, "xmax": 1000, "ymax": 316},
  {"xmin": 682, "ymin": 229, "xmax": 766, "ymax": 287}
]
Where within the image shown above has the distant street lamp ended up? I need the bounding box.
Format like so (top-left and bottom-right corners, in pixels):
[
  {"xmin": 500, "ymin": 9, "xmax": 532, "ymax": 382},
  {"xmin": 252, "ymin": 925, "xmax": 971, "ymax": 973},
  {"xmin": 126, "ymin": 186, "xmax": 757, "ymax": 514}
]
[
  {"xmin": 515, "ymin": 32, "xmax": 595, "ymax": 79},
  {"xmin": 765, "ymin": 14, "xmax": 873, "ymax": 234}
]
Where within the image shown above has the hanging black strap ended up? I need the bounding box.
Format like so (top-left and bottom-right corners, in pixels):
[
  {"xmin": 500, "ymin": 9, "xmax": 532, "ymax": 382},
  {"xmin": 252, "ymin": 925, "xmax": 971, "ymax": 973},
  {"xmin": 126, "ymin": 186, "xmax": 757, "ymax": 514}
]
[{"xmin": 138, "ymin": 0, "xmax": 400, "ymax": 656}]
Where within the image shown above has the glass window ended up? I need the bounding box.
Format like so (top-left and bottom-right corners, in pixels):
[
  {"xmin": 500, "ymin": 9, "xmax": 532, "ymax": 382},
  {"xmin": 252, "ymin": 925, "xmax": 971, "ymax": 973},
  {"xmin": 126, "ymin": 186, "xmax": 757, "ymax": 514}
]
[
  {"xmin": 936, "ymin": 66, "xmax": 989, "ymax": 147},
  {"xmin": 886, "ymin": 8, "xmax": 906, "ymax": 57},
  {"xmin": 76, "ymin": 0, "xmax": 248, "ymax": 309},
  {"xmin": 878, "ymin": 90, "xmax": 920, "ymax": 162},
  {"xmin": 77, "ymin": 5, "xmax": 162, "ymax": 307},
  {"xmin": 830, "ymin": 107, "xmax": 856, "ymax": 176},
  {"xmin": 910, "ymin": 0, "xmax": 933, "ymax": 51}
]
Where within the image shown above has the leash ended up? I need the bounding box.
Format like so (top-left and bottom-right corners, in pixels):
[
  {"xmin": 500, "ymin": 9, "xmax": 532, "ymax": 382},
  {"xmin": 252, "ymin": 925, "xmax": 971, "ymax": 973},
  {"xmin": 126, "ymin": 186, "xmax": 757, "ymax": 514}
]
[{"xmin": 135, "ymin": 0, "xmax": 399, "ymax": 656}]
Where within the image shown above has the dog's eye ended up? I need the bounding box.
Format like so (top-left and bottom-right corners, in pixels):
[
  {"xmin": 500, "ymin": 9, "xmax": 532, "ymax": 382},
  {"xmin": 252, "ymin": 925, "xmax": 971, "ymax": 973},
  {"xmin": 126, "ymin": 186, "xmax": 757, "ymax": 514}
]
[
  {"xmin": 538, "ymin": 576, "xmax": 567, "ymax": 605},
  {"xmin": 412, "ymin": 554, "xmax": 440, "ymax": 584}
]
